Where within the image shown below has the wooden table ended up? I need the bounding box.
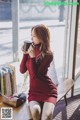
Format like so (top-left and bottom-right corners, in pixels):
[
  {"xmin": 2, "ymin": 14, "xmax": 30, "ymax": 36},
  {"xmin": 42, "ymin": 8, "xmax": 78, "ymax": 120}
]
[{"xmin": 0, "ymin": 96, "xmax": 31, "ymax": 120}]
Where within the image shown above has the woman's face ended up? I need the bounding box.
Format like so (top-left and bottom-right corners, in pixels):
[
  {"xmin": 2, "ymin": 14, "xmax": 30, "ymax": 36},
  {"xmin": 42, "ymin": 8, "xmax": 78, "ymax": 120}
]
[{"xmin": 31, "ymin": 29, "xmax": 41, "ymax": 45}]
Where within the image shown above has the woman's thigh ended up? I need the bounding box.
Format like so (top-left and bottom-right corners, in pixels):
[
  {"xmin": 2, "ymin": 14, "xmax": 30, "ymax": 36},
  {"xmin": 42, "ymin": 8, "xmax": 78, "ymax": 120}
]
[
  {"xmin": 41, "ymin": 102, "xmax": 55, "ymax": 120},
  {"xmin": 29, "ymin": 101, "xmax": 42, "ymax": 112},
  {"xmin": 29, "ymin": 101, "xmax": 42, "ymax": 119},
  {"xmin": 26, "ymin": 102, "xmax": 33, "ymax": 119}
]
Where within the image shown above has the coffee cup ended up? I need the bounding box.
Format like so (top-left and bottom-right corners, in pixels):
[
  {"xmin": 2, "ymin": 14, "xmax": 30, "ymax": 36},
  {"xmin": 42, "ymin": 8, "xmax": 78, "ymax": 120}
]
[{"xmin": 23, "ymin": 41, "xmax": 32, "ymax": 51}]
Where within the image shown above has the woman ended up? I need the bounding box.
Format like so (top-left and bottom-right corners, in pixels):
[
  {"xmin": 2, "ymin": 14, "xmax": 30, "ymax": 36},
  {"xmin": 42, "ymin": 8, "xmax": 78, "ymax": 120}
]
[{"xmin": 20, "ymin": 24, "xmax": 58, "ymax": 120}]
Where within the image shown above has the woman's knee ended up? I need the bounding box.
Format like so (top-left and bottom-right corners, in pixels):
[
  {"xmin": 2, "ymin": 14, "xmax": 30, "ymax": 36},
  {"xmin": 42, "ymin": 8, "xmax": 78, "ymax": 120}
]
[
  {"xmin": 41, "ymin": 102, "xmax": 55, "ymax": 120},
  {"xmin": 42, "ymin": 112, "xmax": 53, "ymax": 120},
  {"xmin": 31, "ymin": 105, "xmax": 41, "ymax": 117},
  {"xmin": 29, "ymin": 102, "xmax": 41, "ymax": 120}
]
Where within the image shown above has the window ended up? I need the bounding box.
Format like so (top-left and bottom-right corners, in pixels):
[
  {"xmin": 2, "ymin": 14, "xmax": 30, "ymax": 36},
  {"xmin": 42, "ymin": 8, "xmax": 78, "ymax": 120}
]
[
  {"xmin": 75, "ymin": 9, "xmax": 80, "ymax": 94},
  {"xmin": 19, "ymin": 0, "xmax": 68, "ymax": 85},
  {"xmin": 0, "ymin": 1, "xmax": 12, "ymax": 65}
]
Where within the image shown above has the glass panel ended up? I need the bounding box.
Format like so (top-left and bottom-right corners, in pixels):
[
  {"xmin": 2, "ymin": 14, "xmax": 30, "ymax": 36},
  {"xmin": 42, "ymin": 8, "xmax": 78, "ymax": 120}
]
[
  {"xmin": 19, "ymin": 0, "xmax": 68, "ymax": 87},
  {"xmin": 64, "ymin": 3, "xmax": 72, "ymax": 79},
  {"xmin": 75, "ymin": 9, "xmax": 80, "ymax": 95},
  {"xmin": 0, "ymin": 0, "xmax": 13, "ymax": 65}
]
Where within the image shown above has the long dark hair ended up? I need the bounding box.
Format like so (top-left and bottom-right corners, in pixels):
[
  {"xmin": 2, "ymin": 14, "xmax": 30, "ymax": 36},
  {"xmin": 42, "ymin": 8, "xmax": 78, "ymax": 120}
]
[{"xmin": 31, "ymin": 24, "xmax": 52, "ymax": 58}]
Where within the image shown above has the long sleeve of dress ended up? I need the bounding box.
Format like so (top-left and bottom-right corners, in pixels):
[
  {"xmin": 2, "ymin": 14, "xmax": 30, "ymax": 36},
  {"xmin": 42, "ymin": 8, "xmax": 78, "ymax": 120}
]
[
  {"xmin": 20, "ymin": 54, "xmax": 28, "ymax": 73},
  {"xmin": 30, "ymin": 54, "xmax": 53, "ymax": 79},
  {"xmin": 20, "ymin": 45, "xmax": 57, "ymax": 104}
]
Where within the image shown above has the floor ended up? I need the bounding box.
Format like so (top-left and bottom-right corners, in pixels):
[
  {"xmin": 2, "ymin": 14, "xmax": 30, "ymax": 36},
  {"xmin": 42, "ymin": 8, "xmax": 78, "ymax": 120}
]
[{"xmin": 53, "ymin": 94, "xmax": 80, "ymax": 120}]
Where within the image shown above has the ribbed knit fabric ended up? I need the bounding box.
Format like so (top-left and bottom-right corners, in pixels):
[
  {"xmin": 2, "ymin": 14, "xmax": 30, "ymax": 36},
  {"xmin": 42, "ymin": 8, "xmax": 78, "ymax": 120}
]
[{"xmin": 20, "ymin": 43, "xmax": 57, "ymax": 105}]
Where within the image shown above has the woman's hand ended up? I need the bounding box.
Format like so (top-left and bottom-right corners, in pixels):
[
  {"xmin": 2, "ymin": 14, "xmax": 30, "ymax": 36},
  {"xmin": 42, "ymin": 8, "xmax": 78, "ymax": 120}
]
[
  {"xmin": 27, "ymin": 44, "xmax": 35, "ymax": 58},
  {"xmin": 21, "ymin": 45, "xmax": 28, "ymax": 54},
  {"xmin": 21, "ymin": 44, "xmax": 35, "ymax": 57}
]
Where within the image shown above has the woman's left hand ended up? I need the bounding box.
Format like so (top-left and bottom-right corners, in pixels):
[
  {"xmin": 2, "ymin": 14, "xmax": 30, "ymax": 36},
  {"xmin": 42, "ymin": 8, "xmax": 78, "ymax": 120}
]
[{"xmin": 27, "ymin": 44, "xmax": 35, "ymax": 58}]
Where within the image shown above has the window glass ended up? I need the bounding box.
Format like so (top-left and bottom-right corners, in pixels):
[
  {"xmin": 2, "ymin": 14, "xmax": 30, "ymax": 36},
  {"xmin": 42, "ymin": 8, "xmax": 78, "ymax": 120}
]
[
  {"xmin": 0, "ymin": 0, "xmax": 13, "ymax": 65},
  {"xmin": 19, "ymin": 0, "xmax": 67, "ymax": 85}
]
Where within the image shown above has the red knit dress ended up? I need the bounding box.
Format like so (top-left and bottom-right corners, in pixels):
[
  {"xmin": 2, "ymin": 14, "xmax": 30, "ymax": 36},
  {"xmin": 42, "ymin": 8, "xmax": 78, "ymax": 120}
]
[{"xmin": 20, "ymin": 43, "xmax": 58, "ymax": 105}]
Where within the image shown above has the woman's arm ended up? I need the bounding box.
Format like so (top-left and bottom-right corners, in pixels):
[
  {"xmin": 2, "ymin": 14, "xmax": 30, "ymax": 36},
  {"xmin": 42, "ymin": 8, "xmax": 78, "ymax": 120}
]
[{"xmin": 20, "ymin": 54, "xmax": 28, "ymax": 74}]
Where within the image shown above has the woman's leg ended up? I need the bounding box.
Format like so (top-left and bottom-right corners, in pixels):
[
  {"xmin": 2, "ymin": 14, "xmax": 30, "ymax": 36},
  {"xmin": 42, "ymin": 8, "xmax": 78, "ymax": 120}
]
[
  {"xmin": 29, "ymin": 101, "xmax": 42, "ymax": 120},
  {"xmin": 26, "ymin": 102, "xmax": 33, "ymax": 120},
  {"xmin": 41, "ymin": 102, "xmax": 55, "ymax": 120}
]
